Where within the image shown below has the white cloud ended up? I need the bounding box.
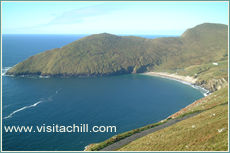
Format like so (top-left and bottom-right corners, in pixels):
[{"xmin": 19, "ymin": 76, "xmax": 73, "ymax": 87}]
[{"xmin": 49, "ymin": 4, "xmax": 124, "ymax": 24}]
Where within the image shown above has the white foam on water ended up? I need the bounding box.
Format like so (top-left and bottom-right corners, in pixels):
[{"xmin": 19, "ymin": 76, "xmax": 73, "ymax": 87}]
[
  {"xmin": 189, "ymin": 84, "xmax": 210, "ymax": 97},
  {"xmin": 55, "ymin": 88, "xmax": 62, "ymax": 94},
  {"xmin": 143, "ymin": 74, "xmax": 210, "ymax": 97},
  {"xmin": 3, "ymin": 100, "xmax": 43, "ymax": 119},
  {"xmin": 3, "ymin": 89, "xmax": 61, "ymax": 120},
  {"xmin": 39, "ymin": 75, "xmax": 50, "ymax": 79},
  {"xmin": 157, "ymin": 76, "xmax": 210, "ymax": 96},
  {"xmin": 2, "ymin": 67, "xmax": 12, "ymax": 76}
]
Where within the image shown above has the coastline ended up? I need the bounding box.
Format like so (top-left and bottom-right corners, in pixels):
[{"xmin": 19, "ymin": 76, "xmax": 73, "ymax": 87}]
[
  {"xmin": 84, "ymin": 71, "xmax": 212, "ymax": 151},
  {"xmin": 3, "ymin": 67, "xmax": 210, "ymax": 96},
  {"xmin": 142, "ymin": 72, "xmax": 210, "ymax": 96}
]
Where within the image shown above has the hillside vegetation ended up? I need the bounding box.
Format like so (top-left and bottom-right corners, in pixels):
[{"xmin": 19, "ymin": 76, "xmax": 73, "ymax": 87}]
[{"xmin": 7, "ymin": 23, "xmax": 228, "ymax": 80}]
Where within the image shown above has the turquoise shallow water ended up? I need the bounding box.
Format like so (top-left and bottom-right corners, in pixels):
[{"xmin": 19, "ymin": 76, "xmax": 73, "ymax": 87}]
[{"xmin": 2, "ymin": 35, "xmax": 204, "ymax": 151}]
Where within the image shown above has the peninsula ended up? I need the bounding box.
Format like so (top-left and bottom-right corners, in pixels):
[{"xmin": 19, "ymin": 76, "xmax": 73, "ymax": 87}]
[{"xmin": 6, "ymin": 23, "xmax": 228, "ymax": 92}]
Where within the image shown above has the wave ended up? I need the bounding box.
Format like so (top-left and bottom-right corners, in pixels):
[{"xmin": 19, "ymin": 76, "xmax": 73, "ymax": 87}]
[
  {"xmin": 39, "ymin": 75, "xmax": 50, "ymax": 79},
  {"xmin": 153, "ymin": 76, "xmax": 210, "ymax": 96},
  {"xmin": 3, "ymin": 89, "xmax": 61, "ymax": 120},
  {"xmin": 2, "ymin": 67, "xmax": 51, "ymax": 79},
  {"xmin": 3, "ymin": 100, "xmax": 43, "ymax": 119},
  {"xmin": 189, "ymin": 84, "xmax": 210, "ymax": 97},
  {"xmin": 2, "ymin": 67, "xmax": 12, "ymax": 76},
  {"xmin": 142, "ymin": 72, "xmax": 210, "ymax": 97},
  {"xmin": 55, "ymin": 88, "xmax": 62, "ymax": 94}
]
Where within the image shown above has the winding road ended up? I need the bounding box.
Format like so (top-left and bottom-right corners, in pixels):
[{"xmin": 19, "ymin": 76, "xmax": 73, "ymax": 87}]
[{"xmin": 100, "ymin": 112, "xmax": 200, "ymax": 151}]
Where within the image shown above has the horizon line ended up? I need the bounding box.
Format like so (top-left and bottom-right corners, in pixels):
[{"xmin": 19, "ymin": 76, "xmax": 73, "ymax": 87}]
[{"xmin": 2, "ymin": 33, "xmax": 179, "ymax": 36}]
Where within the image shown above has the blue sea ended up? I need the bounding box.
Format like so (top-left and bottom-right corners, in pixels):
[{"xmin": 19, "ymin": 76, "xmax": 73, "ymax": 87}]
[{"xmin": 2, "ymin": 34, "xmax": 204, "ymax": 151}]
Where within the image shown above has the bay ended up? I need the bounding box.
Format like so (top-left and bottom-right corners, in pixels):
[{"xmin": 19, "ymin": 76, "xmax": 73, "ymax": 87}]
[{"xmin": 2, "ymin": 34, "xmax": 203, "ymax": 151}]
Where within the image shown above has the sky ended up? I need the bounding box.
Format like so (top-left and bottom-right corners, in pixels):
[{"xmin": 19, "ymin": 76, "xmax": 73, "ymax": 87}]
[{"xmin": 2, "ymin": 2, "xmax": 229, "ymax": 35}]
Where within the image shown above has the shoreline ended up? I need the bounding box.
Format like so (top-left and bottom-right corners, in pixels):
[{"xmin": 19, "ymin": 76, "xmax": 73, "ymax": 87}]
[
  {"xmin": 84, "ymin": 72, "xmax": 212, "ymax": 151},
  {"xmin": 142, "ymin": 72, "xmax": 210, "ymax": 96},
  {"xmin": 3, "ymin": 67, "xmax": 210, "ymax": 96}
]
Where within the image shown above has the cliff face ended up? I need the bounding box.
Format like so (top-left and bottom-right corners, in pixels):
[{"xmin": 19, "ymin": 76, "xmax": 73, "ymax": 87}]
[
  {"xmin": 196, "ymin": 78, "xmax": 228, "ymax": 92},
  {"xmin": 6, "ymin": 23, "xmax": 228, "ymax": 77}
]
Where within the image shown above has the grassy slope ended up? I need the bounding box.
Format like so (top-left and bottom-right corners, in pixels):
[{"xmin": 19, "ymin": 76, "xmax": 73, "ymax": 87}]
[
  {"xmin": 154, "ymin": 23, "xmax": 228, "ymax": 71},
  {"xmin": 119, "ymin": 87, "xmax": 228, "ymax": 151},
  {"xmin": 159, "ymin": 58, "xmax": 228, "ymax": 92},
  {"xmin": 7, "ymin": 23, "xmax": 228, "ymax": 77}
]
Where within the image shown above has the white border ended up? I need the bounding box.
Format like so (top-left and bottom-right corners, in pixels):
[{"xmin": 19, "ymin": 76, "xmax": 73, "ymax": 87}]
[{"xmin": 0, "ymin": 1, "xmax": 229, "ymax": 152}]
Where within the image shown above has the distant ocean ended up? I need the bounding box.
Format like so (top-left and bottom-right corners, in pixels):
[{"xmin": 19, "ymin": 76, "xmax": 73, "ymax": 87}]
[{"xmin": 2, "ymin": 34, "xmax": 203, "ymax": 151}]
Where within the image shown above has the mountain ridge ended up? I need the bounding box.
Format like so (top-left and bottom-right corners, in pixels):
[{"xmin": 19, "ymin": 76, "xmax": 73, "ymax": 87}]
[{"xmin": 6, "ymin": 23, "xmax": 228, "ymax": 78}]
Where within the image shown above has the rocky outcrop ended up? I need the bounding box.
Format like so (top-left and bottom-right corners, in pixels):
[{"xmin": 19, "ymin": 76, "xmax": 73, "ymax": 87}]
[{"xmin": 195, "ymin": 78, "xmax": 228, "ymax": 92}]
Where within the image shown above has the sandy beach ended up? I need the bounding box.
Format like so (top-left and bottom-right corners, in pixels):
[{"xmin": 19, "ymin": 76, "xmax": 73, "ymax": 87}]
[
  {"xmin": 143, "ymin": 72, "xmax": 197, "ymax": 84},
  {"xmin": 143, "ymin": 72, "xmax": 209, "ymax": 96}
]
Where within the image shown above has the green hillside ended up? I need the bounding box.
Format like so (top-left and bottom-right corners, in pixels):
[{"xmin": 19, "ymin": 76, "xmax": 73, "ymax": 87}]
[{"xmin": 7, "ymin": 23, "xmax": 228, "ymax": 79}]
